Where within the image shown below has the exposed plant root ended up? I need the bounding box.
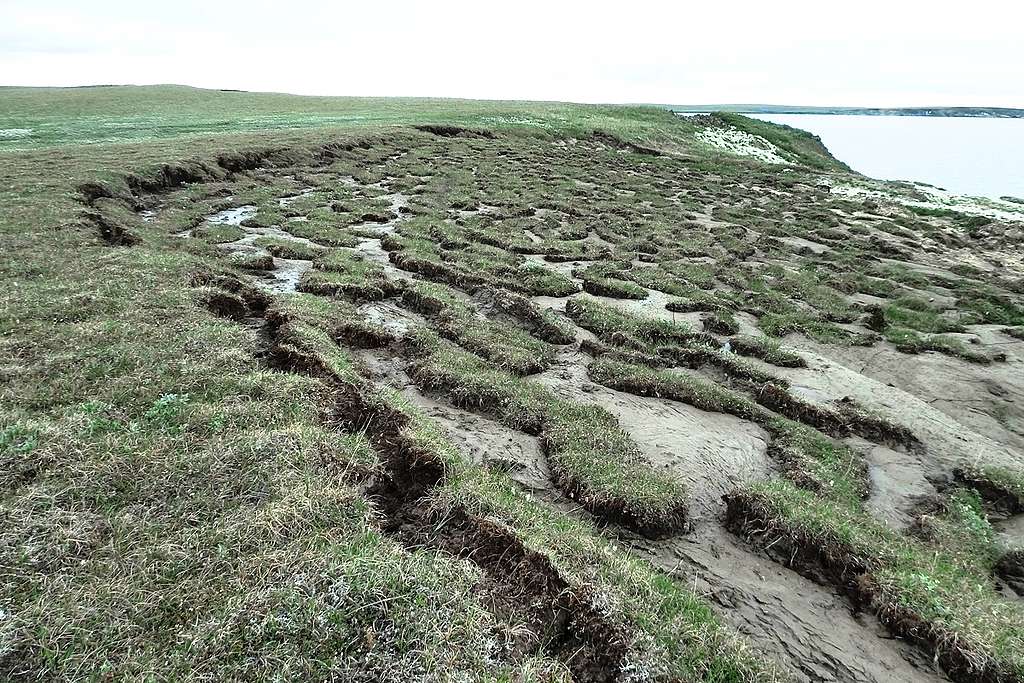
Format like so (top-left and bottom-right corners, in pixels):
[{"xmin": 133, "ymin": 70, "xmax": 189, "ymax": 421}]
[
  {"xmin": 833, "ymin": 397, "xmax": 922, "ymax": 451},
  {"xmin": 197, "ymin": 288, "xmax": 249, "ymax": 320},
  {"xmin": 582, "ymin": 277, "xmax": 647, "ymax": 299},
  {"xmin": 381, "ymin": 499, "xmax": 630, "ymax": 681},
  {"xmin": 755, "ymin": 383, "xmax": 849, "ymax": 435},
  {"xmin": 338, "ymin": 323, "xmax": 397, "ymax": 350},
  {"xmin": 666, "ymin": 299, "xmax": 731, "ymax": 314},
  {"xmin": 658, "ymin": 345, "xmax": 786, "ymax": 387},
  {"xmin": 295, "ymin": 278, "xmax": 398, "ymax": 302},
  {"xmin": 954, "ymin": 465, "xmax": 1024, "ymax": 515},
  {"xmin": 702, "ymin": 312, "xmax": 739, "ymax": 336},
  {"xmin": 995, "ymin": 550, "xmax": 1024, "ymax": 597},
  {"xmin": 82, "ymin": 208, "xmax": 140, "ymax": 246},
  {"xmin": 755, "ymin": 384, "xmax": 921, "ymax": 452},
  {"xmin": 190, "ymin": 270, "xmax": 271, "ymax": 321},
  {"xmin": 541, "ymin": 444, "xmax": 689, "ymax": 539},
  {"xmin": 580, "ymin": 338, "xmax": 669, "ymax": 369}
]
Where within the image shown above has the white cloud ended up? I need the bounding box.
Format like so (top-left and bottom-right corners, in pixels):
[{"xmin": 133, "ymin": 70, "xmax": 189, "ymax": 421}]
[{"xmin": 1, "ymin": 0, "xmax": 1021, "ymax": 106}]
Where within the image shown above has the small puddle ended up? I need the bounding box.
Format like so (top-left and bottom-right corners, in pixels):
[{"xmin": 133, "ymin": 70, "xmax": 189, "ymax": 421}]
[{"xmin": 207, "ymin": 205, "xmax": 257, "ymax": 225}]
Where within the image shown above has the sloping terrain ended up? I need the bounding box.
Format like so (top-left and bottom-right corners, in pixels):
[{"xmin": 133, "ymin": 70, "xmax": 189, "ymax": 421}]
[{"xmin": 3, "ymin": 87, "xmax": 1024, "ymax": 682}]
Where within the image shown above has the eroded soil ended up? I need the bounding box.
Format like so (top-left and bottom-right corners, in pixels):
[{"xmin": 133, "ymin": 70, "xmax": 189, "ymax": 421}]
[{"xmin": 85, "ymin": 122, "xmax": 1024, "ymax": 681}]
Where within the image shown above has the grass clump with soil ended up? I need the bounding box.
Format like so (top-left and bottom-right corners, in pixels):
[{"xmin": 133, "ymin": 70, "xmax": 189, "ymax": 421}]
[
  {"xmin": 726, "ymin": 480, "xmax": 1024, "ymax": 681},
  {"xmin": 728, "ymin": 335, "xmax": 806, "ymax": 368},
  {"xmin": 254, "ymin": 235, "xmax": 324, "ymax": 260},
  {"xmin": 566, "ymin": 295, "xmax": 702, "ymax": 347},
  {"xmin": 402, "ymin": 282, "xmax": 557, "ymax": 374},
  {"xmin": 298, "ymin": 250, "xmax": 400, "ymax": 301},
  {"xmin": 407, "ymin": 331, "xmax": 688, "ymax": 535},
  {"xmin": 883, "ymin": 327, "xmax": 991, "ymax": 364}
]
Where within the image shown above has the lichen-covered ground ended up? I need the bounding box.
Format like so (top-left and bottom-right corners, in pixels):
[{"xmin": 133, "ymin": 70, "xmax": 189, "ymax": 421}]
[{"xmin": 3, "ymin": 87, "xmax": 1024, "ymax": 682}]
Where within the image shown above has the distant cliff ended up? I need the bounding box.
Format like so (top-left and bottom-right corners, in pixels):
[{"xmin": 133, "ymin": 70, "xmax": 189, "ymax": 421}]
[{"xmin": 665, "ymin": 104, "xmax": 1024, "ymax": 118}]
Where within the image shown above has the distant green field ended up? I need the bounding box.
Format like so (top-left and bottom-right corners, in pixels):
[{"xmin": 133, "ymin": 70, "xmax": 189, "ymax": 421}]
[{"xmin": 0, "ymin": 84, "xmax": 696, "ymax": 150}]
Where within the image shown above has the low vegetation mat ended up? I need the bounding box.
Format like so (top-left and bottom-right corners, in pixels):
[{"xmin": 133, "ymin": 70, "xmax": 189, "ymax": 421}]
[{"xmin": 4, "ymin": 84, "xmax": 1023, "ymax": 681}]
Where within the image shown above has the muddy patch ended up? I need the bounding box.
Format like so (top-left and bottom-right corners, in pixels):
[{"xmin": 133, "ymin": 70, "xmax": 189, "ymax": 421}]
[
  {"xmin": 630, "ymin": 525, "xmax": 946, "ymax": 683},
  {"xmin": 356, "ymin": 349, "xmax": 552, "ymax": 492},
  {"xmin": 358, "ymin": 300, "xmax": 428, "ymax": 337},
  {"xmin": 535, "ymin": 346, "xmax": 770, "ymax": 519},
  {"xmin": 779, "ymin": 341, "xmax": 1024, "ymax": 475},
  {"xmin": 848, "ymin": 437, "xmax": 937, "ymax": 529},
  {"xmin": 589, "ymin": 287, "xmax": 681, "ymax": 323}
]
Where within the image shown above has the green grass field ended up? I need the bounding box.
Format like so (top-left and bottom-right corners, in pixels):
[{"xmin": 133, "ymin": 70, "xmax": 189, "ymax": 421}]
[{"xmin": 2, "ymin": 84, "xmax": 1023, "ymax": 682}]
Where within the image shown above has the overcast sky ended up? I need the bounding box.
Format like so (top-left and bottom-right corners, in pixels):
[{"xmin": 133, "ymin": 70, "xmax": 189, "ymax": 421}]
[{"xmin": 3, "ymin": 0, "xmax": 1021, "ymax": 107}]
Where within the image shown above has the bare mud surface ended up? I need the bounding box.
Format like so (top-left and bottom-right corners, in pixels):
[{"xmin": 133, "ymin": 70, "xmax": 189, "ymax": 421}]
[
  {"xmin": 358, "ymin": 300, "xmax": 427, "ymax": 337},
  {"xmin": 356, "ymin": 349, "xmax": 553, "ymax": 493},
  {"xmin": 535, "ymin": 346, "xmax": 770, "ymax": 520},
  {"xmin": 847, "ymin": 437, "xmax": 937, "ymax": 529},
  {"xmin": 781, "ymin": 339, "xmax": 1024, "ymax": 472},
  {"xmin": 631, "ymin": 526, "xmax": 947, "ymax": 683}
]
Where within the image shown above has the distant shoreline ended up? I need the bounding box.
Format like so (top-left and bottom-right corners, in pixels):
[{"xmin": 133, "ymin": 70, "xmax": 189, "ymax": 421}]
[{"xmin": 666, "ymin": 105, "xmax": 1024, "ymax": 119}]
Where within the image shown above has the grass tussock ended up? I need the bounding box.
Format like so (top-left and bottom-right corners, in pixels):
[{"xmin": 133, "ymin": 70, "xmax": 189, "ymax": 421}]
[
  {"xmin": 884, "ymin": 327, "xmax": 991, "ymax": 364},
  {"xmin": 254, "ymin": 236, "xmax": 324, "ymax": 260},
  {"xmin": 759, "ymin": 312, "xmax": 877, "ymax": 346},
  {"xmin": 481, "ymin": 288, "xmax": 576, "ymax": 345},
  {"xmin": 266, "ymin": 293, "xmax": 395, "ymax": 350},
  {"xmin": 728, "ymin": 335, "xmax": 807, "ymax": 368},
  {"xmin": 298, "ymin": 251, "xmax": 400, "ymax": 301},
  {"xmin": 566, "ymin": 295, "xmax": 703, "ymax": 347}
]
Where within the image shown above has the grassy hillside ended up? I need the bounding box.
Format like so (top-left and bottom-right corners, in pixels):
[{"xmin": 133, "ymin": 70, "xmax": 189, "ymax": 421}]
[
  {"xmin": 3, "ymin": 86, "xmax": 1023, "ymax": 682},
  {"xmin": 0, "ymin": 84, "xmax": 845, "ymax": 168},
  {"xmin": 0, "ymin": 84, "xmax": 695, "ymax": 150}
]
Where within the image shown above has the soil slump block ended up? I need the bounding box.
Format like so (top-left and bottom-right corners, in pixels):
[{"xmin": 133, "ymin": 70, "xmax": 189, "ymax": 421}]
[{"xmin": 724, "ymin": 490, "xmax": 1018, "ymax": 683}]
